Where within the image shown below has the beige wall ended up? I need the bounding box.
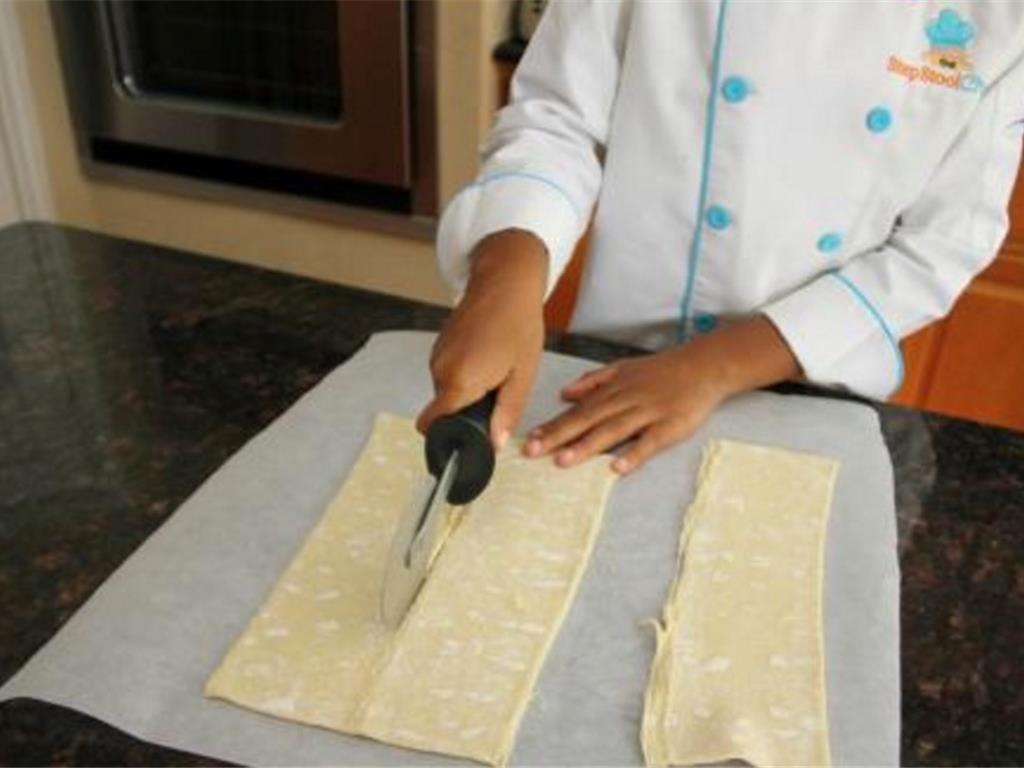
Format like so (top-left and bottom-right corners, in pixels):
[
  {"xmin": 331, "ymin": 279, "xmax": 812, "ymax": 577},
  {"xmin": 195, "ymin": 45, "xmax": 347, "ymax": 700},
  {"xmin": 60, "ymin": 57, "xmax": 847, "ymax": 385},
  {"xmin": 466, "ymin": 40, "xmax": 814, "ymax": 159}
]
[
  {"xmin": 0, "ymin": 128, "xmax": 20, "ymax": 226},
  {"xmin": 438, "ymin": 0, "xmax": 510, "ymax": 201},
  {"xmin": 12, "ymin": 0, "xmax": 512, "ymax": 306}
]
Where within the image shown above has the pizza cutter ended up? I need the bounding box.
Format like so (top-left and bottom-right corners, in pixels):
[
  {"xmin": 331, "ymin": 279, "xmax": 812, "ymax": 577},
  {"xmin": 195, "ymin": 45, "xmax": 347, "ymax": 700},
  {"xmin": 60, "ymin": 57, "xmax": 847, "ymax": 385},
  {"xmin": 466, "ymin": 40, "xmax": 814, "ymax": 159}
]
[{"xmin": 380, "ymin": 390, "xmax": 497, "ymax": 626}]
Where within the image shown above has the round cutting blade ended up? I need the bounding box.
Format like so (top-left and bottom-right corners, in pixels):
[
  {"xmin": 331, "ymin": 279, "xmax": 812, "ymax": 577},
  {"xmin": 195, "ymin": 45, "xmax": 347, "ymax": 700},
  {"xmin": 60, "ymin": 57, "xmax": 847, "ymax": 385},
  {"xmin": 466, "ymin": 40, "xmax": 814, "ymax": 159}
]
[{"xmin": 379, "ymin": 453, "xmax": 459, "ymax": 626}]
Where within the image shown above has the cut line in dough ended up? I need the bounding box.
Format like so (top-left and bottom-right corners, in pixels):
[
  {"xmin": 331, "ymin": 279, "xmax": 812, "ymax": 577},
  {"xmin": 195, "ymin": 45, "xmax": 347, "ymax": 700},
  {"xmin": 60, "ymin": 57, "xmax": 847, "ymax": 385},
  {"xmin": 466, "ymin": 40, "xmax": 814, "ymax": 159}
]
[
  {"xmin": 642, "ymin": 439, "xmax": 837, "ymax": 767},
  {"xmin": 206, "ymin": 413, "xmax": 616, "ymax": 766}
]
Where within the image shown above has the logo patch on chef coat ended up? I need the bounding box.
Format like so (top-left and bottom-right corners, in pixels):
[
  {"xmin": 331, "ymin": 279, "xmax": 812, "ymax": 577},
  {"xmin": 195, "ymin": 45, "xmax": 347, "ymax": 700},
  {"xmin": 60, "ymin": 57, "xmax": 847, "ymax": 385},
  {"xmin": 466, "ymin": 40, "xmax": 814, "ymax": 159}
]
[{"xmin": 887, "ymin": 8, "xmax": 985, "ymax": 93}]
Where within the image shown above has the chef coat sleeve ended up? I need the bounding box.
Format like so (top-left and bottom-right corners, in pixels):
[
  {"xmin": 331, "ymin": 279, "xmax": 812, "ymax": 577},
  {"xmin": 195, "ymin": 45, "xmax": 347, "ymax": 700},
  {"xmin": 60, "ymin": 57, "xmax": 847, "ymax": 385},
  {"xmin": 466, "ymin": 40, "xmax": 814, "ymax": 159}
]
[
  {"xmin": 763, "ymin": 58, "xmax": 1024, "ymax": 400},
  {"xmin": 436, "ymin": 1, "xmax": 627, "ymax": 299}
]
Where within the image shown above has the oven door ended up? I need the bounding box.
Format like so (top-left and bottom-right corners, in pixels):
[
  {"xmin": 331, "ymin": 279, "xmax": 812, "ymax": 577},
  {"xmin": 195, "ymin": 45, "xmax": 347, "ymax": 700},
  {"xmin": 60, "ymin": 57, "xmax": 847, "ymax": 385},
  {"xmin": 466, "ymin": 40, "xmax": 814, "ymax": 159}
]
[{"xmin": 53, "ymin": 0, "xmax": 411, "ymax": 187}]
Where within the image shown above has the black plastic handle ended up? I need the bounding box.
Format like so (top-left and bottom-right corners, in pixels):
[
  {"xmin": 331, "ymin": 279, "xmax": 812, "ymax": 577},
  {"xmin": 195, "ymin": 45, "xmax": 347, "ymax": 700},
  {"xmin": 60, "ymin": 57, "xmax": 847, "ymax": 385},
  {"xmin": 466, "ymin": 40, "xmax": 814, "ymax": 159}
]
[{"xmin": 424, "ymin": 390, "xmax": 497, "ymax": 505}]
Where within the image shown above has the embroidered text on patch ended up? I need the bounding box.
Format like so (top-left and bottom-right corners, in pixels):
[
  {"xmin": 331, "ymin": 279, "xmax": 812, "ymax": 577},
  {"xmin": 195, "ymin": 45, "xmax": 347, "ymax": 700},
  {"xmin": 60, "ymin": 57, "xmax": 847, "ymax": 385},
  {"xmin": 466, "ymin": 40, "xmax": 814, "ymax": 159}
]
[{"xmin": 886, "ymin": 8, "xmax": 985, "ymax": 93}]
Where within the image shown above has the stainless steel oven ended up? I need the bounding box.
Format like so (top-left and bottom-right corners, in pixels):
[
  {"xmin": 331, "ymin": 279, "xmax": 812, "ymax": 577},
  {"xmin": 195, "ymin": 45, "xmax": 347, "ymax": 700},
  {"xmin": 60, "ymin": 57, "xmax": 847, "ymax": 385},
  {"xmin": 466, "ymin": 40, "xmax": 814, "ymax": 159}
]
[{"xmin": 50, "ymin": 0, "xmax": 437, "ymax": 216}]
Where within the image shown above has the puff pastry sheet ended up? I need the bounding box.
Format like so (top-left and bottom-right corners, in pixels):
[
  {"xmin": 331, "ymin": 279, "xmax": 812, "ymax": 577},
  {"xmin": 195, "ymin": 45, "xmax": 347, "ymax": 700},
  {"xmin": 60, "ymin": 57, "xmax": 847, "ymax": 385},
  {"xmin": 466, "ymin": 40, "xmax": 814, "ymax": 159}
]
[
  {"xmin": 642, "ymin": 440, "xmax": 838, "ymax": 767},
  {"xmin": 206, "ymin": 413, "xmax": 615, "ymax": 766}
]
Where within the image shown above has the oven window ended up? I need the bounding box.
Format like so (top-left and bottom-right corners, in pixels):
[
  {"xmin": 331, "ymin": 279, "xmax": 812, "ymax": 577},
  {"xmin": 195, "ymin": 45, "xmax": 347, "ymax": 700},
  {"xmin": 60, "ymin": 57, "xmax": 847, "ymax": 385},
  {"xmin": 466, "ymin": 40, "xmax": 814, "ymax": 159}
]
[{"xmin": 106, "ymin": 0, "xmax": 342, "ymax": 121}]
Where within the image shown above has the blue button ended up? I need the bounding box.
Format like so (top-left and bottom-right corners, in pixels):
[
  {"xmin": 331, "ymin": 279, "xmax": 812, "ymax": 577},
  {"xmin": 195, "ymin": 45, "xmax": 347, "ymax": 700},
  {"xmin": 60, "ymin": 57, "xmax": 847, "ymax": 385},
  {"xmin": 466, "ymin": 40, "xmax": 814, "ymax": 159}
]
[
  {"xmin": 866, "ymin": 106, "xmax": 893, "ymax": 133},
  {"xmin": 817, "ymin": 232, "xmax": 843, "ymax": 253},
  {"xmin": 721, "ymin": 76, "xmax": 750, "ymax": 103},
  {"xmin": 705, "ymin": 205, "xmax": 732, "ymax": 230},
  {"xmin": 694, "ymin": 313, "xmax": 718, "ymax": 333}
]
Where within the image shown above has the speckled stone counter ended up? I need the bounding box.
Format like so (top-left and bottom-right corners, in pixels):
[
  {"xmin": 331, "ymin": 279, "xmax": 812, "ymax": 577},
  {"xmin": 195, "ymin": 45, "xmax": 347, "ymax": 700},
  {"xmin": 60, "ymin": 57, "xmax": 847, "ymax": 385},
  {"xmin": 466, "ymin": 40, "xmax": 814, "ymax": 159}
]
[{"xmin": 0, "ymin": 223, "xmax": 1021, "ymax": 766}]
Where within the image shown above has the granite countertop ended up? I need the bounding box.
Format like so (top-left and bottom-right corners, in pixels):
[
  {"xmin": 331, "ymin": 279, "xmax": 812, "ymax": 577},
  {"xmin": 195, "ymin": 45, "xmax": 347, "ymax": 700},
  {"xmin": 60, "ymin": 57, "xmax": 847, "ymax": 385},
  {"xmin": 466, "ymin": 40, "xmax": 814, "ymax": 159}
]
[{"xmin": 0, "ymin": 223, "xmax": 1020, "ymax": 766}]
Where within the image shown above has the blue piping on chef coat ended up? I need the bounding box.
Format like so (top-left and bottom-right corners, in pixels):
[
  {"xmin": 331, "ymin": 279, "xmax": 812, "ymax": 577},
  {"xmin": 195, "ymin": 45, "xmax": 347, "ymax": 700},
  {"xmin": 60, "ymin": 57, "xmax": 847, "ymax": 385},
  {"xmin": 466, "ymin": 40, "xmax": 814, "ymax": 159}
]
[
  {"xmin": 678, "ymin": 0, "xmax": 730, "ymax": 342},
  {"xmin": 474, "ymin": 170, "xmax": 582, "ymax": 221},
  {"xmin": 828, "ymin": 271, "xmax": 906, "ymax": 391}
]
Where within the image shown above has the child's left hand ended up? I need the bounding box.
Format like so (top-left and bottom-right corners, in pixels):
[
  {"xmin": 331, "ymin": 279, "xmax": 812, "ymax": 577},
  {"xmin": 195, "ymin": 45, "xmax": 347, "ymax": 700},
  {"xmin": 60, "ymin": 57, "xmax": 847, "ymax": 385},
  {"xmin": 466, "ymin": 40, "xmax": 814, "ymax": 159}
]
[{"xmin": 522, "ymin": 315, "xmax": 800, "ymax": 474}]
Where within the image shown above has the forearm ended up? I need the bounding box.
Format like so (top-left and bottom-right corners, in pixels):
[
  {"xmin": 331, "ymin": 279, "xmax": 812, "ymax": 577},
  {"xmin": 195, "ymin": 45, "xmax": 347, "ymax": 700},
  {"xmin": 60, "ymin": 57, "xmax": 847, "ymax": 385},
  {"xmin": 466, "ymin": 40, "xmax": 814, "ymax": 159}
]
[
  {"xmin": 465, "ymin": 229, "xmax": 549, "ymax": 306},
  {"xmin": 690, "ymin": 315, "xmax": 801, "ymax": 396}
]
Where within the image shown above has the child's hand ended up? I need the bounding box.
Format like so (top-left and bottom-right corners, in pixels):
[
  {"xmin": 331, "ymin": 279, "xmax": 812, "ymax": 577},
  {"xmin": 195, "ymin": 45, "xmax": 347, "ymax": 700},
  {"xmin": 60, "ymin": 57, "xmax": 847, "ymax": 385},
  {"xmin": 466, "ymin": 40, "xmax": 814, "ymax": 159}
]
[
  {"xmin": 417, "ymin": 229, "xmax": 548, "ymax": 448},
  {"xmin": 523, "ymin": 316, "xmax": 800, "ymax": 474},
  {"xmin": 523, "ymin": 344, "xmax": 730, "ymax": 474}
]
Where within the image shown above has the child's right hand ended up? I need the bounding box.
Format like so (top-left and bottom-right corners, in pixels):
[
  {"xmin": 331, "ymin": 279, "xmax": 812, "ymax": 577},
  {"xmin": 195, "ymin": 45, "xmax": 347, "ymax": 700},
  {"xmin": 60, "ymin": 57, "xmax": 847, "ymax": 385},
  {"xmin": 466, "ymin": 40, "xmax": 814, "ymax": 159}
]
[{"xmin": 416, "ymin": 229, "xmax": 549, "ymax": 449}]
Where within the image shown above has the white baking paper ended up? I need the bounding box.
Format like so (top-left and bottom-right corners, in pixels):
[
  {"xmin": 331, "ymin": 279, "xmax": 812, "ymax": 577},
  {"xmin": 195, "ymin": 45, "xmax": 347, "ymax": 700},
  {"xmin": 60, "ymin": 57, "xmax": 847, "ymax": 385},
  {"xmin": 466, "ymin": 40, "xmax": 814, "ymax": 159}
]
[{"xmin": 0, "ymin": 331, "xmax": 899, "ymax": 766}]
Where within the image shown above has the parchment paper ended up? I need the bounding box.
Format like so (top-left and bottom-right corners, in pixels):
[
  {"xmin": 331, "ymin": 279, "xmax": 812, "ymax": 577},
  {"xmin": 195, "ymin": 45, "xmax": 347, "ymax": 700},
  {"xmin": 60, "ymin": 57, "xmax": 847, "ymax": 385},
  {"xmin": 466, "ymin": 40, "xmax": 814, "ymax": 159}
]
[{"xmin": 0, "ymin": 331, "xmax": 899, "ymax": 766}]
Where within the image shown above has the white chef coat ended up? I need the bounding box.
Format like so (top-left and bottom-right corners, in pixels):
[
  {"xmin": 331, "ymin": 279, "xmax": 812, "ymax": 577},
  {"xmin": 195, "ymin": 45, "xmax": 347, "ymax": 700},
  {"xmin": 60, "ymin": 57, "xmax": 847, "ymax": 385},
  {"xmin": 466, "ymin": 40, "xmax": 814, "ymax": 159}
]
[{"xmin": 437, "ymin": 1, "xmax": 1024, "ymax": 399}]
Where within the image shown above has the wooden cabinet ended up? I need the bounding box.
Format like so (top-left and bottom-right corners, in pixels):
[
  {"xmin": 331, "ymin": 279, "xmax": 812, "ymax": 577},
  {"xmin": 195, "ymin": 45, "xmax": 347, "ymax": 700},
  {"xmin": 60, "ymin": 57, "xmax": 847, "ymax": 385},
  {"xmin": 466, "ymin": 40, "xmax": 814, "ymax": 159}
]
[{"xmin": 892, "ymin": 182, "xmax": 1024, "ymax": 431}]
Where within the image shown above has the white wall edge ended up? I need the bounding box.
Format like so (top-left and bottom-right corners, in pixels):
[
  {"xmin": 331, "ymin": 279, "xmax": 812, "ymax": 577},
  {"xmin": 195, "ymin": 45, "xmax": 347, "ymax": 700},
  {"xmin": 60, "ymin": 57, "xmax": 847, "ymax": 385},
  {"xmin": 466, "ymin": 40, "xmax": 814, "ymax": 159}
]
[{"xmin": 0, "ymin": 0, "xmax": 54, "ymax": 221}]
